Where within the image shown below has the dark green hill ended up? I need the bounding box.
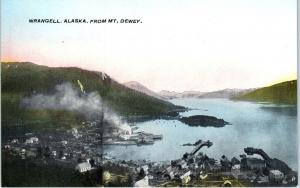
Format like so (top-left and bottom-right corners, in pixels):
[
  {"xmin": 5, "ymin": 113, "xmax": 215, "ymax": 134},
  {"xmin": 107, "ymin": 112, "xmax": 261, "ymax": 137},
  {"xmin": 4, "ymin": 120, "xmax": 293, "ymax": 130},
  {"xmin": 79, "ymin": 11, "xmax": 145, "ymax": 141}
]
[
  {"xmin": 1, "ymin": 62, "xmax": 183, "ymax": 135},
  {"xmin": 234, "ymin": 80, "xmax": 297, "ymax": 105}
]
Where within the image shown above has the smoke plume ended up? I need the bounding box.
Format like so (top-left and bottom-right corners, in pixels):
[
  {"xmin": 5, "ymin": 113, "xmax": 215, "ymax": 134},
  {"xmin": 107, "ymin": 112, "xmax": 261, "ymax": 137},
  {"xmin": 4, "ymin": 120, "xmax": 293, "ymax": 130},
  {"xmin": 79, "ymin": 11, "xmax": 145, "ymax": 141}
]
[{"xmin": 22, "ymin": 83, "xmax": 131, "ymax": 134}]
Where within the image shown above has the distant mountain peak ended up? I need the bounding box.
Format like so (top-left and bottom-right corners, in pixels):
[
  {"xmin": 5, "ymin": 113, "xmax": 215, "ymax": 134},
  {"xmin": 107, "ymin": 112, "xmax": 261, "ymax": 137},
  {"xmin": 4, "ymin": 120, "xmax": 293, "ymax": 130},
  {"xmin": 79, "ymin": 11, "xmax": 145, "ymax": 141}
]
[
  {"xmin": 158, "ymin": 88, "xmax": 255, "ymax": 99},
  {"xmin": 123, "ymin": 81, "xmax": 166, "ymax": 100}
]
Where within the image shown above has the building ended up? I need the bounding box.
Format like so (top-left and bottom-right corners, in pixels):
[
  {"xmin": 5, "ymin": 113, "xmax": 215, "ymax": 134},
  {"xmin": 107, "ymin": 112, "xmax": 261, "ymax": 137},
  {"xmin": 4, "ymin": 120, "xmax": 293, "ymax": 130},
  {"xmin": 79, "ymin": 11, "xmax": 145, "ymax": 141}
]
[
  {"xmin": 231, "ymin": 157, "xmax": 240, "ymax": 165},
  {"xmin": 178, "ymin": 160, "xmax": 188, "ymax": 169},
  {"xmin": 134, "ymin": 176, "xmax": 149, "ymax": 187},
  {"xmin": 72, "ymin": 128, "xmax": 78, "ymax": 135},
  {"xmin": 232, "ymin": 164, "xmax": 241, "ymax": 170},
  {"xmin": 72, "ymin": 128, "xmax": 81, "ymax": 138},
  {"xmin": 231, "ymin": 164, "xmax": 241, "ymax": 179},
  {"xmin": 220, "ymin": 155, "xmax": 232, "ymax": 170},
  {"xmin": 180, "ymin": 170, "xmax": 191, "ymax": 184},
  {"xmin": 165, "ymin": 166, "xmax": 175, "ymax": 180},
  {"xmin": 11, "ymin": 139, "xmax": 18, "ymax": 144},
  {"xmin": 24, "ymin": 137, "xmax": 39, "ymax": 145},
  {"xmin": 269, "ymin": 170, "xmax": 284, "ymax": 183},
  {"xmin": 75, "ymin": 162, "xmax": 92, "ymax": 173},
  {"xmin": 25, "ymin": 139, "xmax": 33, "ymax": 145},
  {"xmin": 61, "ymin": 140, "xmax": 68, "ymax": 145},
  {"xmin": 21, "ymin": 149, "xmax": 26, "ymax": 155},
  {"xmin": 26, "ymin": 150, "xmax": 37, "ymax": 158},
  {"xmin": 30, "ymin": 137, "xmax": 39, "ymax": 142},
  {"xmin": 246, "ymin": 158, "xmax": 266, "ymax": 170}
]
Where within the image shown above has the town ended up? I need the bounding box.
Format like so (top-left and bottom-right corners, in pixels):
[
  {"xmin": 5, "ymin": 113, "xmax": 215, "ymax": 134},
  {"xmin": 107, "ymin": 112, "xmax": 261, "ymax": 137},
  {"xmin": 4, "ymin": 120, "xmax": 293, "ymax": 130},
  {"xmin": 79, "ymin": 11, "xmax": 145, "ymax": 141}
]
[{"xmin": 2, "ymin": 121, "xmax": 298, "ymax": 187}]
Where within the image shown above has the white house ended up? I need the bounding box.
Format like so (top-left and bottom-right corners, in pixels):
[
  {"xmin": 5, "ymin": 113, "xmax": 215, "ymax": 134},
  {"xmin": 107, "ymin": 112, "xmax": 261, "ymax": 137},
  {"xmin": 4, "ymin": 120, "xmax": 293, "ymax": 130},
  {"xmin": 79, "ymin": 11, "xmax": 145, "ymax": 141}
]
[
  {"xmin": 30, "ymin": 137, "xmax": 39, "ymax": 143},
  {"xmin": 75, "ymin": 162, "xmax": 92, "ymax": 173},
  {"xmin": 25, "ymin": 139, "xmax": 33, "ymax": 145},
  {"xmin": 61, "ymin": 140, "xmax": 68, "ymax": 145},
  {"xmin": 269, "ymin": 170, "xmax": 284, "ymax": 183},
  {"xmin": 11, "ymin": 139, "xmax": 19, "ymax": 144},
  {"xmin": 72, "ymin": 128, "xmax": 79, "ymax": 138},
  {"xmin": 134, "ymin": 176, "xmax": 149, "ymax": 187},
  {"xmin": 21, "ymin": 148, "xmax": 26, "ymax": 155},
  {"xmin": 25, "ymin": 137, "xmax": 39, "ymax": 145},
  {"xmin": 180, "ymin": 171, "xmax": 191, "ymax": 184}
]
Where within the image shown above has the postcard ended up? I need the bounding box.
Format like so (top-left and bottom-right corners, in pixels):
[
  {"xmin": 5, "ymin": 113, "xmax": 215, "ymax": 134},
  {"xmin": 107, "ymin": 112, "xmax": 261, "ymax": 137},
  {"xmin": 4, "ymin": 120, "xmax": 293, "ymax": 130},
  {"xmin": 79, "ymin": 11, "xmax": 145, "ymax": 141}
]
[{"xmin": 1, "ymin": 0, "xmax": 297, "ymax": 187}]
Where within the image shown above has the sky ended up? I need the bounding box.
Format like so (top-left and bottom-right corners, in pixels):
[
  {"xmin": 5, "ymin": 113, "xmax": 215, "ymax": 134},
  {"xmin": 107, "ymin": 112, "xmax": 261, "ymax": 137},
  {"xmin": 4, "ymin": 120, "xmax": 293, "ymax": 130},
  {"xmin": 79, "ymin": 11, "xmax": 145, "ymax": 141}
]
[{"xmin": 1, "ymin": 0, "xmax": 297, "ymax": 92}]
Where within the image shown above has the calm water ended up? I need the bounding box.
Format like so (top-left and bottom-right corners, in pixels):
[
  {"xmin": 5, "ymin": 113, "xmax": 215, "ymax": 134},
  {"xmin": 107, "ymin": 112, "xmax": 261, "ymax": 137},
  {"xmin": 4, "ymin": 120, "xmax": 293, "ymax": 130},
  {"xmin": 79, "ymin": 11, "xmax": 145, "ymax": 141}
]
[{"xmin": 105, "ymin": 98, "xmax": 298, "ymax": 170}]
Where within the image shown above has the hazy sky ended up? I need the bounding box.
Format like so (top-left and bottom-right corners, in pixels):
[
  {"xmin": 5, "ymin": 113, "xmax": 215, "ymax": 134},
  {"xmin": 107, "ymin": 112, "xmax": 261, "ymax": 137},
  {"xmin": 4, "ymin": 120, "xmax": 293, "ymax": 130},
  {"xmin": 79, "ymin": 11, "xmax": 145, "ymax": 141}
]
[{"xmin": 1, "ymin": 0, "xmax": 297, "ymax": 92}]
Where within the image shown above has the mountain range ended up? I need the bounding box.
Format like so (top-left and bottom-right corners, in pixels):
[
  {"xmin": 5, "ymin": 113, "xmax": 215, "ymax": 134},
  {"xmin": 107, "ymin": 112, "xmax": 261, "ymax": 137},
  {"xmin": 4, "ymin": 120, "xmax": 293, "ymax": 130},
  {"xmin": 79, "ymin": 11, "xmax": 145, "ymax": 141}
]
[
  {"xmin": 2, "ymin": 62, "xmax": 296, "ymax": 136},
  {"xmin": 125, "ymin": 81, "xmax": 255, "ymax": 99},
  {"xmin": 123, "ymin": 79, "xmax": 297, "ymax": 105}
]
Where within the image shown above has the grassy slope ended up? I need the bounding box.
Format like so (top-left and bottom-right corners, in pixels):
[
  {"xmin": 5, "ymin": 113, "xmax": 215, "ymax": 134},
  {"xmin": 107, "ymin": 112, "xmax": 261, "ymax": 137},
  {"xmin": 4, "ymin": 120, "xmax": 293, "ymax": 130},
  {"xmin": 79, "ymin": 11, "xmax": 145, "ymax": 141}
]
[
  {"xmin": 234, "ymin": 80, "xmax": 297, "ymax": 105},
  {"xmin": 1, "ymin": 62, "xmax": 182, "ymax": 134}
]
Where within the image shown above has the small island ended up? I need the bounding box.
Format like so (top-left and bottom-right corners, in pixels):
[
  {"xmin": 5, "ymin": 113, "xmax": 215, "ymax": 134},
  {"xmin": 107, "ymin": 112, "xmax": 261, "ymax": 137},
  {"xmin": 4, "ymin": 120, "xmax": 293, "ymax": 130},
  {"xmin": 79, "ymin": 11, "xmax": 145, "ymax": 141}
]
[{"xmin": 180, "ymin": 115, "xmax": 230, "ymax": 127}]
